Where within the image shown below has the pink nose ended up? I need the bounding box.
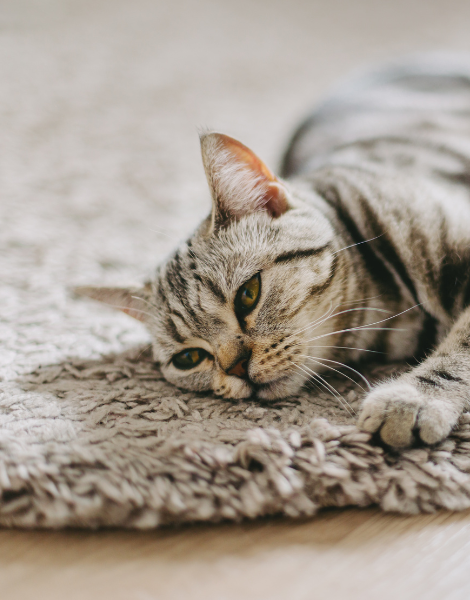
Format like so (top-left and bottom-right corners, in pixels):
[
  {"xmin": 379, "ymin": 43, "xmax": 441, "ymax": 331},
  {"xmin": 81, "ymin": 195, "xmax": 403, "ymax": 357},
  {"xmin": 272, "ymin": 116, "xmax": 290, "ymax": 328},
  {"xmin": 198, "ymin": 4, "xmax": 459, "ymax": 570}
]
[{"xmin": 227, "ymin": 357, "xmax": 249, "ymax": 379}]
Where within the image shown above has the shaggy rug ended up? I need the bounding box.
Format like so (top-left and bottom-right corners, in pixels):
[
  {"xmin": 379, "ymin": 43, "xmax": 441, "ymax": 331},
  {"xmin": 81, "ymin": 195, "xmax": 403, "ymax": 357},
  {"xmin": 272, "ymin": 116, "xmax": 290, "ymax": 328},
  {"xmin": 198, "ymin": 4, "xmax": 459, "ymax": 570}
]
[
  {"xmin": 5, "ymin": 353, "xmax": 470, "ymax": 528},
  {"xmin": 3, "ymin": 0, "xmax": 470, "ymax": 528}
]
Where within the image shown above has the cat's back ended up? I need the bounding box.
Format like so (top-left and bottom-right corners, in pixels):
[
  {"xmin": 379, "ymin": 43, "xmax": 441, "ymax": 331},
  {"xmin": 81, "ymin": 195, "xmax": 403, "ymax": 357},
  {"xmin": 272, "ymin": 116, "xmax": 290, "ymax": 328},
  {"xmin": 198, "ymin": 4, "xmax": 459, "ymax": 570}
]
[{"xmin": 281, "ymin": 53, "xmax": 470, "ymax": 180}]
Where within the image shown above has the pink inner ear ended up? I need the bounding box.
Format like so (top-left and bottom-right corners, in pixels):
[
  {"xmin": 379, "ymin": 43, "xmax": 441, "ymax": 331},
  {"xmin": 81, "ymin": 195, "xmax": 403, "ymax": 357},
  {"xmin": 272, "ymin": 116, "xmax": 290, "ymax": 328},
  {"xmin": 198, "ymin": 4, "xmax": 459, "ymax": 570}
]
[
  {"xmin": 219, "ymin": 134, "xmax": 276, "ymax": 180},
  {"xmin": 201, "ymin": 132, "xmax": 290, "ymax": 223},
  {"xmin": 264, "ymin": 181, "xmax": 289, "ymax": 218},
  {"xmin": 222, "ymin": 135, "xmax": 289, "ymax": 217}
]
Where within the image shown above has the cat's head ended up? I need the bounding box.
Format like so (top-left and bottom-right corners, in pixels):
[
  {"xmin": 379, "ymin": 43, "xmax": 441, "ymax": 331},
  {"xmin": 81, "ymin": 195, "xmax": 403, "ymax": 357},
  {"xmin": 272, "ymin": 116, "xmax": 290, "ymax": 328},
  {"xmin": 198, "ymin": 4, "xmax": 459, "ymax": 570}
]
[{"xmin": 76, "ymin": 133, "xmax": 345, "ymax": 400}]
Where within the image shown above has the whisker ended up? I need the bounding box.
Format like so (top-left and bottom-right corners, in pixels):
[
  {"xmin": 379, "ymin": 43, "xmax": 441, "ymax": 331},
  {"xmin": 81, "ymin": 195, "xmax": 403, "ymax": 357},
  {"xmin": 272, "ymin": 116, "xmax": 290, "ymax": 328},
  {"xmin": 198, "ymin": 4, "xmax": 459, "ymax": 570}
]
[
  {"xmin": 129, "ymin": 296, "xmax": 163, "ymax": 324},
  {"xmin": 131, "ymin": 295, "xmax": 155, "ymax": 309},
  {"xmin": 305, "ymin": 304, "xmax": 419, "ymax": 344},
  {"xmin": 305, "ymin": 326, "xmax": 406, "ymax": 344},
  {"xmin": 310, "ymin": 369, "xmax": 356, "ymax": 416},
  {"xmin": 309, "ymin": 344, "xmax": 384, "ymax": 354},
  {"xmin": 136, "ymin": 343, "xmax": 153, "ymax": 360},
  {"xmin": 291, "ymin": 361, "xmax": 338, "ymax": 403},
  {"xmin": 147, "ymin": 227, "xmax": 182, "ymax": 242},
  {"xmin": 101, "ymin": 301, "xmax": 159, "ymax": 324},
  {"xmin": 289, "ymin": 305, "xmax": 392, "ymax": 341},
  {"xmin": 338, "ymin": 294, "xmax": 384, "ymax": 306},
  {"xmin": 302, "ymin": 356, "xmax": 367, "ymax": 392},
  {"xmin": 333, "ymin": 234, "xmax": 385, "ymax": 256},
  {"xmin": 311, "ymin": 371, "xmax": 355, "ymax": 416},
  {"xmin": 291, "ymin": 361, "xmax": 355, "ymax": 416},
  {"xmin": 284, "ymin": 295, "xmax": 388, "ymax": 346},
  {"xmin": 300, "ymin": 354, "xmax": 371, "ymax": 390},
  {"xmin": 289, "ymin": 302, "xmax": 336, "ymax": 337},
  {"xmin": 306, "ymin": 306, "xmax": 391, "ymax": 332}
]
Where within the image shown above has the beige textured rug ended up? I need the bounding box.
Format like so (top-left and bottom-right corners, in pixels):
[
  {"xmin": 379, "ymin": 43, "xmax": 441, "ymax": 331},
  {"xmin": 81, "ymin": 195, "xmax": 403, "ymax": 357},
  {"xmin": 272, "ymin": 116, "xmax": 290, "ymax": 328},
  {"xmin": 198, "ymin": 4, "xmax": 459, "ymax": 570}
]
[
  {"xmin": 3, "ymin": 0, "xmax": 470, "ymax": 528},
  {"xmin": 7, "ymin": 353, "xmax": 470, "ymax": 528}
]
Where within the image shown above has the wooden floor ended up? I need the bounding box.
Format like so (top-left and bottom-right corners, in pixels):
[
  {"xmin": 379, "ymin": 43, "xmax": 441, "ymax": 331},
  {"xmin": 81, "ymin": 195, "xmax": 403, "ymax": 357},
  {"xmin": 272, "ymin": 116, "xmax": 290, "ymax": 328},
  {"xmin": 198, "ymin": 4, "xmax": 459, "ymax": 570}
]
[{"xmin": 2, "ymin": 507, "xmax": 470, "ymax": 600}]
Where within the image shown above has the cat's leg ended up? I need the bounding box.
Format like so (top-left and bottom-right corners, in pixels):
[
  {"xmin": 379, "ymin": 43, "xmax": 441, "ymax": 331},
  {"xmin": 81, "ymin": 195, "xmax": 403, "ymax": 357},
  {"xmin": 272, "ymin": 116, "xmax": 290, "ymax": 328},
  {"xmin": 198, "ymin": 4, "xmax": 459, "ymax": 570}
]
[{"xmin": 358, "ymin": 307, "xmax": 470, "ymax": 447}]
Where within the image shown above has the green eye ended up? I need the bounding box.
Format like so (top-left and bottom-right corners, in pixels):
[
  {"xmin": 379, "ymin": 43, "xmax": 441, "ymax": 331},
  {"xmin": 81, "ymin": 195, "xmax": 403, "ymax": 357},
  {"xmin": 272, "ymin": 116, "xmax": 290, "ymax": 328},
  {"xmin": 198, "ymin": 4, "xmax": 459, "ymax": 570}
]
[
  {"xmin": 172, "ymin": 348, "xmax": 209, "ymax": 370},
  {"xmin": 235, "ymin": 273, "xmax": 261, "ymax": 315}
]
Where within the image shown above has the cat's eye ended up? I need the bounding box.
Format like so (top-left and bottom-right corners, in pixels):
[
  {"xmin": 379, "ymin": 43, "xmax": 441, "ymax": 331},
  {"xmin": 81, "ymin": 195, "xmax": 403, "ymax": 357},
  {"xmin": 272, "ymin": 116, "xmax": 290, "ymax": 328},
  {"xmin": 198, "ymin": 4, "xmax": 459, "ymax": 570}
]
[
  {"xmin": 172, "ymin": 348, "xmax": 209, "ymax": 370},
  {"xmin": 235, "ymin": 273, "xmax": 261, "ymax": 315}
]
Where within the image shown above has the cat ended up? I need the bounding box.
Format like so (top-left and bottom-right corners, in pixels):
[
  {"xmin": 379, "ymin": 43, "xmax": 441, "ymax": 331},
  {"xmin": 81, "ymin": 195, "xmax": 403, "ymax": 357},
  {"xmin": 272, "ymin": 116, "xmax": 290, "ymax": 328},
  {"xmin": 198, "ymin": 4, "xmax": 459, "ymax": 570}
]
[{"xmin": 76, "ymin": 53, "xmax": 470, "ymax": 449}]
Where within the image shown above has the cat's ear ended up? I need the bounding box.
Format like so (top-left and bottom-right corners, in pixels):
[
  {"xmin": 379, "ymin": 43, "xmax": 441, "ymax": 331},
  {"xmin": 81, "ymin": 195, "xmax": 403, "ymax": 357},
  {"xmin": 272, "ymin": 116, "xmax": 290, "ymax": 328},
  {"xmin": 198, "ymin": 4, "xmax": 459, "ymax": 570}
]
[
  {"xmin": 200, "ymin": 132, "xmax": 290, "ymax": 228},
  {"xmin": 73, "ymin": 286, "xmax": 152, "ymax": 323}
]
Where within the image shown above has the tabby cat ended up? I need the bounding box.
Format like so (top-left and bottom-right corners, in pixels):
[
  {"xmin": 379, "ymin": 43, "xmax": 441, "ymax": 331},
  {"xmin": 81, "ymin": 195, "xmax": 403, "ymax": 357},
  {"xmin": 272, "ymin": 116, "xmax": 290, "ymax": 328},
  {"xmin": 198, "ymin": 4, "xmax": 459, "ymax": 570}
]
[{"xmin": 77, "ymin": 54, "xmax": 470, "ymax": 449}]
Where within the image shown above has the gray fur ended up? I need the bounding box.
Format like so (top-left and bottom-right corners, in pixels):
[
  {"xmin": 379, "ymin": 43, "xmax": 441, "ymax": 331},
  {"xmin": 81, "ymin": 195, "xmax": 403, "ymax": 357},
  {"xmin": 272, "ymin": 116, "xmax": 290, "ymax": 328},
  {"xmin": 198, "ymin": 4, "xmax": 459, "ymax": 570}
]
[{"xmin": 80, "ymin": 53, "xmax": 470, "ymax": 448}]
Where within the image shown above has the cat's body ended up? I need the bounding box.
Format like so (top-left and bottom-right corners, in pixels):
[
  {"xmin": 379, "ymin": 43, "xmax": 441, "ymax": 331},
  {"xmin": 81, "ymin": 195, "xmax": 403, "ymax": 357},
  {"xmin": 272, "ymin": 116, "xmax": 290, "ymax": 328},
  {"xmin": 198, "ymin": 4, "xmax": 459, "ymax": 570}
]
[
  {"xmin": 78, "ymin": 54, "xmax": 470, "ymax": 448},
  {"xmin": 282, "ymin": 53, "xmax": 470, "ymax": 363}
]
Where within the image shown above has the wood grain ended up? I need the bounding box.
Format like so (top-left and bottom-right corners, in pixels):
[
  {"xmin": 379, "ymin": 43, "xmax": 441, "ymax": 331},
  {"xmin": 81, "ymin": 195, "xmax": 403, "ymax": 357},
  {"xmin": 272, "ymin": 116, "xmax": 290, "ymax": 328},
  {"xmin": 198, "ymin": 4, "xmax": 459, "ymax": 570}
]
[{"xmin": 2, "ymin": 507, "xmax": 470, "ymax": 600}]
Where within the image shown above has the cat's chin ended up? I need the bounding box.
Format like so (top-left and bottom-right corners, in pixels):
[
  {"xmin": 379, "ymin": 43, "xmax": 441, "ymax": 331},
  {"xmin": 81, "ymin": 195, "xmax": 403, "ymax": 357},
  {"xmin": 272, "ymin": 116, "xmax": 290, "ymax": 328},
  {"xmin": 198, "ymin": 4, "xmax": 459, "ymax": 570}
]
[
  {"xmin": 212, "ymin": 375, "xmax": 301, "ymax": 401},
  {"xmin": 254, "ymin": 375, "xmax": 303, "ymax": 401}
]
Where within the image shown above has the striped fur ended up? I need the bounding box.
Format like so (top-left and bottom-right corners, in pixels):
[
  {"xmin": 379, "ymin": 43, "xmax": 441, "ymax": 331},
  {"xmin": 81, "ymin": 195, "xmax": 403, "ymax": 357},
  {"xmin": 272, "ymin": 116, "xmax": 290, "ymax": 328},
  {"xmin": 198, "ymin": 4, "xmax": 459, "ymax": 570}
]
[{"xmin": 79, "ymin": 54, "xmax": 470, "ymax": 447}]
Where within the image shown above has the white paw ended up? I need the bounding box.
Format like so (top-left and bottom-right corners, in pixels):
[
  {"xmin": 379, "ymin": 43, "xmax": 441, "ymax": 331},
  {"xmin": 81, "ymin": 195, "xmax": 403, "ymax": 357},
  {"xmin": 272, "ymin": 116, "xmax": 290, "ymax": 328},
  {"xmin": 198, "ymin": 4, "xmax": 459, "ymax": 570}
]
[{"xmin": 357, "ymin": 382, "xmax": 459, "ymax": 448}]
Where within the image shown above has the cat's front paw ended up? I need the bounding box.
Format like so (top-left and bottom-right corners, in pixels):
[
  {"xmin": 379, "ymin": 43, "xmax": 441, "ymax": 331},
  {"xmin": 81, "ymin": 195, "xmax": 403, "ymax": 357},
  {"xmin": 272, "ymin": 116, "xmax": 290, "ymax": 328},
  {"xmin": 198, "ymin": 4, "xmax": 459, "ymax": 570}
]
[{"xmin": 357, "ymin": 382, "xmax": 459, "ymax": 448}]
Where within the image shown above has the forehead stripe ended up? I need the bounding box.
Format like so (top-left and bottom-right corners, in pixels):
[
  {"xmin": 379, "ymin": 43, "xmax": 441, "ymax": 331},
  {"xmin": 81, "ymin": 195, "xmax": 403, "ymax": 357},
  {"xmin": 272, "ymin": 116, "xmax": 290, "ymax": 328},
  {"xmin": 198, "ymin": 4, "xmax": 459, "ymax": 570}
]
[
  {"xmin": 274, "ymin": 244, "xmax": 331, "ymax": 263},
  {"xmin": 166, "ymin": 315, "xmax": 185, "ymax": 343},
  {"xmin": 165, "ymin": 267, "xmax": 203, "ymax": 329},
  {"xmin": 202, "ymin": 276, "xmax": 226, "ymax": 303}
]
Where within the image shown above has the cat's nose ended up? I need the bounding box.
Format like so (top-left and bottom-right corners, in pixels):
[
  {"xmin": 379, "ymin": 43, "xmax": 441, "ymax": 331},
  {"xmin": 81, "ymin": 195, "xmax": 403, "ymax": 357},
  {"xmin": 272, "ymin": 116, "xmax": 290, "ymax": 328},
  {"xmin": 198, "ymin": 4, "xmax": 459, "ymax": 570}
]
[{"xmin": 226, "ymin": 352, "xmax": 251, "ymax": 379}]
